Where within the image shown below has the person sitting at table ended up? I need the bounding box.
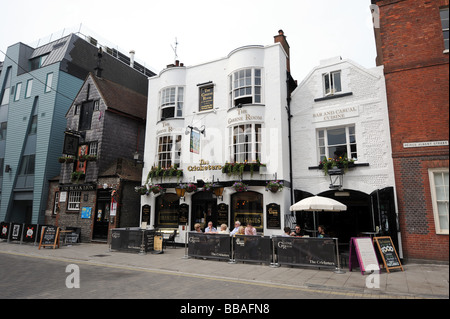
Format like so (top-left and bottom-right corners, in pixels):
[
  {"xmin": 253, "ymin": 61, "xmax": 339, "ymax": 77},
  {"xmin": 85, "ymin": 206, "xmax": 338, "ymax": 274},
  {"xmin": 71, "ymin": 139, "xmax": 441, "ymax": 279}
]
[
  {"xmin": 245, "ymin": 223, "xmax": 257, "ymax": 235},
  {"xmin": 194, "ymin": 223, "xmax": 202, "ymax": 233},
  {"xmin": 230, "ymin": 221, "xmax": 241, "ymax": 236},
  {"xmin": 218, "ymin": 224, "xmax": 230, "ymax": 234},
  {"xmin": 290, "ymin": 225, "xmax": 305, "ymax": 237},
  {"xmin": 282, "ymin": 227, "xmax": 291, "ymax": 237},
  {"xmin": 234, "ymin": 226, "xmax": 245, "ymax": 236},
  {"xmin": 205, "ymin": 221, "xmax": 217, "ymax": 233},
  {"xmin": 317, "ymin": 225, "xmax": 329, "ymax": 238}
]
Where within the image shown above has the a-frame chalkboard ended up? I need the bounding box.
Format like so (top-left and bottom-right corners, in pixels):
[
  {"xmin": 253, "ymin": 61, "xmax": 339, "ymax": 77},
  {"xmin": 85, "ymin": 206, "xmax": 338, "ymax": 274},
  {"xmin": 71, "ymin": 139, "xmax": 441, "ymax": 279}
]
[
  {"xmin": 373, "ymin": 236, "xmax": 403, "ymax": 273},
  {"xmin": 38, "ymin": 226, "xmax": 60, "ymax": 249}
]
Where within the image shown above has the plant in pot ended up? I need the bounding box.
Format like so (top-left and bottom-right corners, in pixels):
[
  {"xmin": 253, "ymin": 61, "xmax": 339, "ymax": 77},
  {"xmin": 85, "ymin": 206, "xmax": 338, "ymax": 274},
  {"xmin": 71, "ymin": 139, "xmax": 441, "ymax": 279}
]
[
  {"xmin": 266, "ymin": 180, "xmax": 283, "ymax": 193},
  {"xmin": 232, "ymin": 181, "xmax": 248, "ymax": 192},
  {"xmin": 150, "ymin": 184, "xmax": 163, "ymax": 194}
]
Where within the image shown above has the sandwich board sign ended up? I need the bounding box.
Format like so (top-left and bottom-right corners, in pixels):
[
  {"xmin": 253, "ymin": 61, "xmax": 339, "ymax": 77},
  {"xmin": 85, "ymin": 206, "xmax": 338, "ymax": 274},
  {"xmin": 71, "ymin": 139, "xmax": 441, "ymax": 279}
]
[
  {"xmin": 349, "ymin": 237, "xmax": 380, "ymax": 275},
  {"xmin": 38, "ymin": 226, "xmax": 60, "ymax": 249},
  {"xmin": 373, "ymin": 236, "xmax": 403, "ymax": 273}
]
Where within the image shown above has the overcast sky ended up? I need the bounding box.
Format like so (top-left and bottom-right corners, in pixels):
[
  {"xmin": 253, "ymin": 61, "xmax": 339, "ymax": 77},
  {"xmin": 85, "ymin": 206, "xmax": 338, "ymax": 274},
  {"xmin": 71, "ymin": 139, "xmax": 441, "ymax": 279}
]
[{"xmin": 0, "ymin": 0, "xmax": 377, "ymax": 81}]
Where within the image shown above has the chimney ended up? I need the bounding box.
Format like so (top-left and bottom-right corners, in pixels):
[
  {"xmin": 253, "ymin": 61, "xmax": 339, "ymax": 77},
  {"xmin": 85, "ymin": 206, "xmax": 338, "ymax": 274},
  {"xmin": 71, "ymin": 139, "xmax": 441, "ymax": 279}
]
[
  {"xmin": 95, "ymin": 47, "xmax": 103, "ymax": 78},
  {"xmin": 129, "ymin": 50, "xmax": 135, "ymax": 68},
  {"xmin": 274, "ymin": 30, "xmax": 290, "ymax": 73}
]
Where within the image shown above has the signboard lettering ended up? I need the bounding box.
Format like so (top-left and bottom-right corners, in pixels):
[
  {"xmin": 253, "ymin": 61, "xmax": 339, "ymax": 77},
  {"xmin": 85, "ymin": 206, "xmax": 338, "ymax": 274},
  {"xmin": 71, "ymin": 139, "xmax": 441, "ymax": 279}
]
[
  {"xmin": 373, "ymin": 236, "xmax": 403, "ymax": 272},
  {"xmin": 199, "ymin": 86, "xmax": 214, "ymax": 112},
  {"xmin": 39, "ymin": 226, "xmax": 60, "ymax": 249}
]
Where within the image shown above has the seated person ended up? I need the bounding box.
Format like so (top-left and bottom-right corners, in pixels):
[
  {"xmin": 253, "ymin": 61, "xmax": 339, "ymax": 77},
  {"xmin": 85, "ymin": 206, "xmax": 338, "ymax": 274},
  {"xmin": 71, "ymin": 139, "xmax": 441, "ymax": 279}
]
[
  {"xmin": 205, "ymin": 221, "xmax": 217, "ymax": 233},
  {"xmin": 230, "ymin": 221, "xmax": 241, "ymax": 236},
  {"xmin": 317, "ymin": 225, "xmax": 329, "ymax": 238},
  {"xmin": 290, "ymin": 225, "xmax": 305, "ymax": 237},
  {"xmin": 282, "ymin": 227, "xmax": 291, "ymax": 237},
  {"xmin": 244, "ymin": 223, "xmax": 257, "ymax": 235},
  {"xmin": 234, "ymin": 226, "xmax": 245, "ymax": 236},
  {"xmin": 218, "ymin": 224, "xmax": 230, "ymax": 234},
  {"xmin": 194, "ymin": 223, "xmax": 202, "ymax": 233}
]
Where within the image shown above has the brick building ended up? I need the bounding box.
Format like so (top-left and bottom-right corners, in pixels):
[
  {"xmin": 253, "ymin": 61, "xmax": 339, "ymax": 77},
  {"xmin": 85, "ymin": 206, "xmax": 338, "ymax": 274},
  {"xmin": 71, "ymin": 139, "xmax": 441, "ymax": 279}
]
[{"xmin": 372, "ymin": 0, "xmax": 449, "ymax": 261}]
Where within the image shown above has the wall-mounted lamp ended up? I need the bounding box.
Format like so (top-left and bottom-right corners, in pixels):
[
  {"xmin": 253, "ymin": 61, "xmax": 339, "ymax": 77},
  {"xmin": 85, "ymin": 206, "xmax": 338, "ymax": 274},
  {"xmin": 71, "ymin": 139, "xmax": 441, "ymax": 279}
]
[
  {"xmin": 175, "ymin": 186, "xmax": 186, "ymax": 201},
  {"xmin": 328, "ymin": 168, "xmax": 343, "ymax": 190},
  {"xmin": 213, "ymin": 184, "xmax": 225, "ymax": 201},
  {"xmin": 4, "ymin": 165, "xmax": 11, "ymax": 173}
]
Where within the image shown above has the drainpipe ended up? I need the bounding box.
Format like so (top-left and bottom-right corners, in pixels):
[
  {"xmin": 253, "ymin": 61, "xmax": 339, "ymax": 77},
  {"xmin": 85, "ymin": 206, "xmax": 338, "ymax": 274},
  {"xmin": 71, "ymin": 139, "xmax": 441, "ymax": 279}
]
[{"xmin": 286, "ymin": 71, "xmax": 294, "ymax": 207}]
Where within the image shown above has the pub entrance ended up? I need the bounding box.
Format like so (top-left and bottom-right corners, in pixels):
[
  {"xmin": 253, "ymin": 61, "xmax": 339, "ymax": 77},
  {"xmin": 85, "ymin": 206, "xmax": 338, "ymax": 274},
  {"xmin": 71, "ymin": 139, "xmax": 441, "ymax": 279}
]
[
  {"xmin": 191, "ymin": 192, "xmax": 218, "ymax": 231},
  {"xmin": 93, "ymin": 190, "xmax": 110, "ymax": 240}
]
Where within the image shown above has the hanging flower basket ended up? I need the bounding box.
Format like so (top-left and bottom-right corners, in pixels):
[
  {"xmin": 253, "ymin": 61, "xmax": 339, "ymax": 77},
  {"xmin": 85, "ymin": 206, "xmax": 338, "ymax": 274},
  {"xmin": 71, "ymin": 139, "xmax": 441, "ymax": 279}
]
[
  {"xmin": 185, "ymin": 183, "xmax": 197, "ymax": 193},
  {"xmin": 232, "ymin": 181, "xmax": 248, "ymax": 192},
  {"xmin": 87, "ymin": 155, "xmax": 97, "ymax": 161},
  {"xmin": 71, "ymin": 171, "xmax": 85, "ymax": 183},
  {"xmin": 150, "ymin": 184, "xmax": 163, "ymax": 194},
  {"xmin": 58, "ymin": 157, "xmax": 67, "ymax": 163},
  {"xmin": 135, "ymin": 185, "xmax": 149, "ymax": 195},
  {"xmin": 266, "ymin": 180, "xmax": 284, "ymax": 193}
]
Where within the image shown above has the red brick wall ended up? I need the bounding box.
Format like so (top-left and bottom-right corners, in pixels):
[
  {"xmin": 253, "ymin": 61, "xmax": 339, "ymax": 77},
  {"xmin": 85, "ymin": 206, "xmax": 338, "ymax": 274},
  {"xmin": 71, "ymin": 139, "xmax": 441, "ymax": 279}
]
[{"xmin": 376, "ymin": 0, "xmax": 449, "ymax": 261}]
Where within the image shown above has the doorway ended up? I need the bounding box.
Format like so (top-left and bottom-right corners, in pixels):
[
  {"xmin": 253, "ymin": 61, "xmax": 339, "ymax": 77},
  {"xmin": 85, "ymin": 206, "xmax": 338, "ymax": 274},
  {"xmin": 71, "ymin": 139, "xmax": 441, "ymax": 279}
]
[
  {"xmin": 191, "ymin": 192, "xmax": 217, "ymax": 231},
  {"xmin": 93, "ymin": 190, "xmax": 110, "ymax": 240}
]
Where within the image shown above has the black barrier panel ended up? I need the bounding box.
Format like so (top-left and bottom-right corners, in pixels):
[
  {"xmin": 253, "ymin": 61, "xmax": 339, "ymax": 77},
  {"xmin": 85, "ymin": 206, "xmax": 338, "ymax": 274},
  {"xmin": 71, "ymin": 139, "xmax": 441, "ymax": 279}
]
[
  {"xmin": 10, "ymin": 223, "xmax": 23, "ymax": 241},
  {"xmin": 0, "ymin": 222, "xmax": 9, "ymax": 240},
  {"xmin": 188, "ymin": 232, "xmax": 231, "ymax": 260},
  {"xmin": 111, "ymin": 229, "xmax": 157, "ymax": 253},
  {"xmin": 22, "ymin": 224, "xmax": 38, "ymax": 243},
  {"xmin": 273, "ymin": 236, "xmax": 337, "ymax": 268},
  {"xmin": 233, "ymin": 235, "xmax": 272, "ymax": 264}
]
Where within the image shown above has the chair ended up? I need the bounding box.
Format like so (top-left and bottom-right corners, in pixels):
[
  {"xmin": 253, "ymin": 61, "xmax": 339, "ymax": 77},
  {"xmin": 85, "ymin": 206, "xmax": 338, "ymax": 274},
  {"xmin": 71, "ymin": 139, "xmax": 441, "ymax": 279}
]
[{"xmin": 164, "ymin": 230, "xmax": 177, "ymax": 249}]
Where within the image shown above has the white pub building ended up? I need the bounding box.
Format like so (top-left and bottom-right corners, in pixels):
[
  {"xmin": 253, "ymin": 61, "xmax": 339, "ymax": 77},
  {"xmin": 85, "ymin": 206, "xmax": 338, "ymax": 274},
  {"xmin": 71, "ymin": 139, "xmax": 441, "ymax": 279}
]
[{"xmin": 140, "ymin": 31, "xmax": 297, "ymax": 242}]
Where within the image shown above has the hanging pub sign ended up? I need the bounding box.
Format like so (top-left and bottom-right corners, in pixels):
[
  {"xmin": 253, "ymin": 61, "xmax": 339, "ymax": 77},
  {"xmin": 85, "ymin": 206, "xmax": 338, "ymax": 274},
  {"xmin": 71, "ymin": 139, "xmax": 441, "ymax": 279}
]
[
  {"xmin": 190, "ymin": 130, "xmax": 200, "ymax": 154},
  {"xmin": 199, "ymin": 85, "xmax": 214, "ymax": 112},
  {"xmin": 266, "ymin": 203, "xmax": 281, "ymax": 229},
  {"xmin": 63, "ymin": 131, "xmax": 79, "ymax": 156},
  {"xmin": 373, "ymin": 236, "xmax": 404, "ymax": 272}
]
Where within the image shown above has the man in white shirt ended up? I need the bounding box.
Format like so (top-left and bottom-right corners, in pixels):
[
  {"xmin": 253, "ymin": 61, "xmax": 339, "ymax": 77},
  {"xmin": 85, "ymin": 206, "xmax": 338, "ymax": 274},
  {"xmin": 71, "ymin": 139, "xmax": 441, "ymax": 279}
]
[
  {"xmin": 229, "ymin": 221, "xmax": 241, "ymax": 236},
  {"xmin": 204, "ymin": 221, "xmax": 217, "ymax": 233}
]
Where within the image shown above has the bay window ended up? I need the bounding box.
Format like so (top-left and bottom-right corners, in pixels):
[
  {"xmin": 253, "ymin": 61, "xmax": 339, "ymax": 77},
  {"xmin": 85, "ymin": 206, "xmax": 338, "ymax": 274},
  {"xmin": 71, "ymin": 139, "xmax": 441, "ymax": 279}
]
[
  {"xmin": 157, "ymin": 135, "xmax": 182, "ymax": 168},
  {"xmin": 160, "ymin": 87, "xmax": 184, "ymax": 120},
  {"xmin": 229, "ymin": 123, "xmax": 262, "ymax": 162},
  {"xmin": 230, "ymin": 68, "xmax": 262, "ymax": 107}
]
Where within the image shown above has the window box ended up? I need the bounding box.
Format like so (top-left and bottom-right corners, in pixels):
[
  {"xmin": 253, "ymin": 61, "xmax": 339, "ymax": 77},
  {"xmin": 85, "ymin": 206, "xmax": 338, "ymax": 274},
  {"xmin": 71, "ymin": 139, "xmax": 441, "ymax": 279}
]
[{"xmin": 222, "ymin": 161, "xmax": 266, "ymax": 177}]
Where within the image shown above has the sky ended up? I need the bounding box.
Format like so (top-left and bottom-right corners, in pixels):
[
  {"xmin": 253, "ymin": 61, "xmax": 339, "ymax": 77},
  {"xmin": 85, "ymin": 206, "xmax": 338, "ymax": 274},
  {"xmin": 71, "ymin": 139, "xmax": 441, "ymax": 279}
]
[{"xmin": 0, "ymin": 0, "xmax": 377, "ymax": 81}]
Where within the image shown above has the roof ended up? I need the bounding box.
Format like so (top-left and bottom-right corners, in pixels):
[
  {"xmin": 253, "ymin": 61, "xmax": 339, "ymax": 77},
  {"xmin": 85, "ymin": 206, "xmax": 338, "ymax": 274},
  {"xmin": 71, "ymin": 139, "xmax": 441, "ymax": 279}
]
[
  {"xmin": 91, "ymin": 73, "xmax": 147, "ymax": 120},
  {"xmin": 99, "ymin": 158, "xmax": 143, "ymax": 182}
]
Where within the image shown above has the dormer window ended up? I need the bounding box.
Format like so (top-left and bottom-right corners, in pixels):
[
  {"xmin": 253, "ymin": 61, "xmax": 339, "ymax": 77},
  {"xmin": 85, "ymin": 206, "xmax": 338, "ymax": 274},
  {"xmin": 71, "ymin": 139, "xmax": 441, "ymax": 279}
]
[{"xmin": 323, "ymin": 71, "xmax": 342, "ymax": 96}]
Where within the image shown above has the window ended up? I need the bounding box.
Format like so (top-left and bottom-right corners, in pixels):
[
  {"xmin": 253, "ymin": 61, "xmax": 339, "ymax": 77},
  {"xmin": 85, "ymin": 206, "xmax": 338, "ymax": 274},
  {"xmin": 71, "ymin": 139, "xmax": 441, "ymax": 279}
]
[
  {"xmin": 230, "ymin": 68, "xmax": 262, "ymax": 107},
  {"xmin": 0, "ymin": 122, "xmax": 6, "ymax": 140},
  {"xmin": 53, "ymin": 192, "xmax": 60, "ymax": 216},
  {"xmin": 159, "ymin": 87, "xmax": 184, "ymax": 120},
  {"xmin": 0, "ymin": 87, "xmax": 9, "ymax": 106},
  {"xmin": 68, "ymin": 191, "xmax": 81, "ymax": 211},
  {"xmin": 89, "ymin": 141, "xmax": 98, "ymax": 156},
  {"xmin": 229, "ymin": 123, "xmax": 262, "ymax": 163},
  {"xmin": 429, "ymin": 169, "xmax": 449, "ymax": 234},
  {"xmin": 29, "ymin": 54, "xmax": 49, "ymax": 71},
  {"xmin": 318, "ymin": 125, "xmax": 357, "ymax": 161},
  {"xmin": 45, "ymin": 73, "xmax": 53, "ymax": 93},
  {"xmin": 18, "ymin": 154, "xmax": 36, "ymax": 176},
  {"xmin": 441, "ymin": 8, "xmax": 449, "ymax": 51},
  {"xmin": 14, "ymin": 83, "xmax": 22, "ymax": 101},
  {"xmin": 25, "ymin": 79, "xmax": 33, "ymax": 98},
  {"xmin": 323, "ymin": 71, "xmax": 342, "ymax": 96},
  {"xmin": 157, "ymin": 135, "xmax": 182, "ymax": 168},
  {"xmin": 79, "ymin": 101, "xmax": 94, "ymax": 130}
]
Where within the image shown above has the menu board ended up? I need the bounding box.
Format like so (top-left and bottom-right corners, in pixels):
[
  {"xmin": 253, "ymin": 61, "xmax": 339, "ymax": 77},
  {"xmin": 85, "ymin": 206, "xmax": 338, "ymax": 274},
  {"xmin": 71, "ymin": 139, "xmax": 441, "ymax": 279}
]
[
  {"xmin": 266, "ymin": 203, "xmax": 281, "ymax": 229},
  {"xmin": 373, "ymin": 236, "xmax": 403, "ymax": 272},
  {"xmin": 179, "ymin": 203, "xmax": 189, "ymax": 225},
  {"xmin": 217, "ymin": 203, "xmax": 228, "ymax": 227},
  {"xmin": 38, "ymin": 226, "xmax": 60, "ymax": 249},
  {"xmin": 349, "ymin": 237, "xmax": 380, "ymax": 275}
]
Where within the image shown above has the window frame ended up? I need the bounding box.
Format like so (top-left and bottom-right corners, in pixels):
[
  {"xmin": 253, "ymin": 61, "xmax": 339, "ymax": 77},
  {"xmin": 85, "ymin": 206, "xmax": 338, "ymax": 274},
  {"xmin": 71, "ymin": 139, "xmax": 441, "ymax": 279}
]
[
  {"xmin": 156, "ymin": 134, "xmax": 182, "ymax": 169},
  {"xmin": 229, "ymin": 68, "xmax": 263, "ymax": 107},
  {"xmin": 14, "ymin": 82, "xmax": 22, "ymax": 101},
  {"xmin": 67, "ymin": 191, "xmax": 81, "ymax": 211},
  {"xmin": 317, "ymin": 125, "xmax": 357, "ymax": 161},
  {"xmin": 159, "ymin": 86, "xmax": 184, "ymax": 120},
  {"xmin": 25, "ymin": 79, "xmax": 33, "ymax": 99},
  {"xmin": 229, "ymin": 123, "xmax": 262, "ymax": 163},
  {"xmin": 322, "ymin": 71, "xmax": 342, "ymax": 96},
  {"xmin": 45, "ymin": 72, "xmax": 53, "ymax": 93},
  {"xmin": 429, "ymin": 168, "xmax": 449, "ymax": 235},
  {"xmin": 440, "ymin": 7, "xmax": 449, "ymax": 52}
]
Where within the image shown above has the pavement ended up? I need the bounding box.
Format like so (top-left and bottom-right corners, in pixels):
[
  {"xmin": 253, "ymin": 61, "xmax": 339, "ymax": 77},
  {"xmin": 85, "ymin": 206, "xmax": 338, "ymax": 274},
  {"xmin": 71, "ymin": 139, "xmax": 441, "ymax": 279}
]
[{"xmin": 0, "ymin": 240, "xmax": 448, "ymax": 299}]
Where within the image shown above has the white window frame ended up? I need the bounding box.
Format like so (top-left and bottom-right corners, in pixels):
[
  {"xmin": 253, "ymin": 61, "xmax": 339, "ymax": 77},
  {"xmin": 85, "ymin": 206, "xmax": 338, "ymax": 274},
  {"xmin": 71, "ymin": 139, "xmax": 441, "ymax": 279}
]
[
  {"xmin": 228, "ymin": 123, "xmax": 262, "ymax": 163},
  {"xmin": 156, "ymin": 134, "xmax": 182, "ymax": 169},
  {"xmin": 429, "ymin": 168, "xmax": 449, "ymax": 235},
  {"xmin": 229, "ymin": 68, "xmax": 262, "ymax": 107},
  {"xmin": 317, "ymin": 125, "xmax": 357, "ymax": 161},
  {"xmin": 440, "ymin": 7, "xmax": 449, "ymax": 52},
  {"xmin": 45, "ymin": 73, "xmax": 53, "ymax": 93},
  {"xmin": 25, "ymin": 79, "xmax": 33, "ymax": 98},
  {"xmin": 323, "ymin": 71, "xmax": 342, "ymax": 96},
  {"xmin": 67, "ymin": 191, "xmax": 81, "ymax": 211},
  {"xmin": 159, "ymin": 86, "xmax": 184, "ymax": 120},
  {"xmin": 14, "ymin": 82, "xmax": 22, "ymax": 101},
  {"xmin": 53, "ymin": 191, "xmax": 60, "ymax": 216}
]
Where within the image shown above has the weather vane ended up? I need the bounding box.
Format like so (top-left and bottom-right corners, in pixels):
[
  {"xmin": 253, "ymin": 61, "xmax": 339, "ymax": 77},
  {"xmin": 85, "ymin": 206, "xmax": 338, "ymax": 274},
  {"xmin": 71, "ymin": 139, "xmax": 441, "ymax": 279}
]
[{"xmin": 171, "ymin": 37, "xmax": 179, "ymax": 63}]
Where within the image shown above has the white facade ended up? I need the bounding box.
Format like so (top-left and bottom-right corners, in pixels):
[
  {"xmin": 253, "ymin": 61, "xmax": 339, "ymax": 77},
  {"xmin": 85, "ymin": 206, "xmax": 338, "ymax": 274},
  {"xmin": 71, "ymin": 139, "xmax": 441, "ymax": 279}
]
[
  {"xmin": 141, "ymin": 43, "xmax": 293, "ymax": 242},
  {"xmin": 290, "ymin": 56, "xmax": 400, "ymax": 244}
]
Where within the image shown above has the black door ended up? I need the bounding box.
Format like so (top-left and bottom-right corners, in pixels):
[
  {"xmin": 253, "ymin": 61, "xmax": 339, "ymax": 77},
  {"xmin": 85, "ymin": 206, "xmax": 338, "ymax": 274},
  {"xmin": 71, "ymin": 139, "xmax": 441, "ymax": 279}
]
[
  {"xmin": 93, "ymin": 191, "xmax": 110, "ymax": 240},
  {"xmin": 191, "ymin": 192, "xmax": 217, "ymax": 231},
  {"xmin": 371, "ymin": 187, "xmax": 399, "ymax": 252}
]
